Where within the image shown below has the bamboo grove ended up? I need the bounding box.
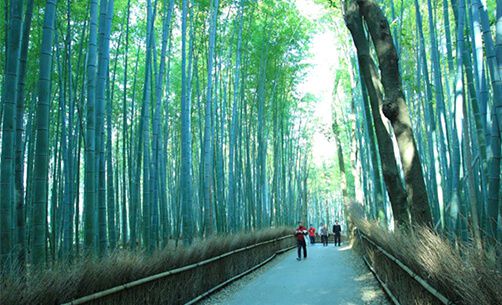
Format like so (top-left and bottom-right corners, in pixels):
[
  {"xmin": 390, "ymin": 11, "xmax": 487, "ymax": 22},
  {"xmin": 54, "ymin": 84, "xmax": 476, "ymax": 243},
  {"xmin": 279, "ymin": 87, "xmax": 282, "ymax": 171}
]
[
  {"xmin": 0, "ymin": 0, "xmax": 313, "ymax": 271},
  {"xmin": 314, "ymin": 0, "xmax": 501, "ymax": 250},
  {"xmin": 1, "ymin": 0, "xmax": 501, "ymax": 275}
]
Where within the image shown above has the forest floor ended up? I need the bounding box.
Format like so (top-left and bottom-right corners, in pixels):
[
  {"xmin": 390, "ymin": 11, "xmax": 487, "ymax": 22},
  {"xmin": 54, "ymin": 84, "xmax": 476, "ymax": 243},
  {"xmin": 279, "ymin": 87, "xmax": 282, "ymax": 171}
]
[{"xmin": 199, "ymin": 241, "xmax": 391, "ymax": 305}]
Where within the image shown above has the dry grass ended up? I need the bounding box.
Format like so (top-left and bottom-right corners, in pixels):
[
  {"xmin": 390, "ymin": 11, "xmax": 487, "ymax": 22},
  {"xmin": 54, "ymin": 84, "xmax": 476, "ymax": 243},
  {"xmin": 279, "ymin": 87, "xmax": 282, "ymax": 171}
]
[
  {"xmin": 0, "ymin": 227, "xmax": 294, "ymax": 305},
  {"xmin": 350, "ymin": 206, "xmax": 502, "ymax": 305}
]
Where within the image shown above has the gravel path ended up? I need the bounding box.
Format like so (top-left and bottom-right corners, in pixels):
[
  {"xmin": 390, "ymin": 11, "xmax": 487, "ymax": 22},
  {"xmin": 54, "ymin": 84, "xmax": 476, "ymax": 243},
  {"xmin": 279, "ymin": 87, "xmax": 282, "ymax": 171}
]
[{"xmin": 199, "ymin": 242, "xmax": 390, "ymax": 305}]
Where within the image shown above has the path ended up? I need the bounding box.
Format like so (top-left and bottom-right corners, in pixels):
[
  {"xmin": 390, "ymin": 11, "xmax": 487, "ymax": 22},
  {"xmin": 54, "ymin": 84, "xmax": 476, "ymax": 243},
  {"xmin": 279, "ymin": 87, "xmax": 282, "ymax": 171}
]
[{"xmin": 201, "ymin": 243, "xmax": 391, "ymax": 305}]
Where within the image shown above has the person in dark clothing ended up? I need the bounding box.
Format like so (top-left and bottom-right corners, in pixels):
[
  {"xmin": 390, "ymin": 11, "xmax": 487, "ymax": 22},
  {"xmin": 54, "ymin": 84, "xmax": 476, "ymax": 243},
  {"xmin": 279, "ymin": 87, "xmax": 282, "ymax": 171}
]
[
  {"xmin": 295, "ymin": 221, "xmax": 308, "ymax": 261},
  {"xmin": 333, "ymin": 220, "xmax": 341, "ymax": 246}
]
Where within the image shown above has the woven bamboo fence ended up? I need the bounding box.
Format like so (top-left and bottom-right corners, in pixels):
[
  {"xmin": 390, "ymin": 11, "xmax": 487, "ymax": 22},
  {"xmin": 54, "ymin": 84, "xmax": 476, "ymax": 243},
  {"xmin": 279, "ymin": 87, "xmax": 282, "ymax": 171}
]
[
  {"xmin": 61, "ymin": 235, "xmax": 295, "ymax": 305},
  {"xmin": 356, "ymin": 229, "xmax": 456, "ymax": 305}
]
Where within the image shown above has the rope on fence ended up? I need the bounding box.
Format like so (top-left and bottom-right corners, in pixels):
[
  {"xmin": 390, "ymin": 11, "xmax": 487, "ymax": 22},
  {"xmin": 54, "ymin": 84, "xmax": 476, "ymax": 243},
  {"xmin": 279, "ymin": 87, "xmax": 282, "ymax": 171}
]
[
  {"xmin": 357, "ymin": 229, "xmax": 456, "ymax": 305},
  {"xmin": 61, "ymin": 235, "xmax": 294, "ymax": 305}
]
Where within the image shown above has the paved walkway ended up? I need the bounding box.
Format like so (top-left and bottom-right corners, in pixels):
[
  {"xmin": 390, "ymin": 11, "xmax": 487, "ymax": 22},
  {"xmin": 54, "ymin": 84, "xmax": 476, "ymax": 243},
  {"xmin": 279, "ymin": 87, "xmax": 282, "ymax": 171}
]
[{"xmin": 210, "ymin": 243, "xmax": 390, "ymax": 305}]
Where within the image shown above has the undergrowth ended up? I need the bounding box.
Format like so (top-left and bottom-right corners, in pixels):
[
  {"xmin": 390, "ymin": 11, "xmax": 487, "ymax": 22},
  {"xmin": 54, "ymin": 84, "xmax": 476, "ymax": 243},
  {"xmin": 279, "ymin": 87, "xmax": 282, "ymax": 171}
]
[
  {"xmin": 0, "ymin": 227, "xmax": 293, "ymax": 305},
  {"xmin": 350, "ymin": 206, "xmax": 502, "ymax": 305}
]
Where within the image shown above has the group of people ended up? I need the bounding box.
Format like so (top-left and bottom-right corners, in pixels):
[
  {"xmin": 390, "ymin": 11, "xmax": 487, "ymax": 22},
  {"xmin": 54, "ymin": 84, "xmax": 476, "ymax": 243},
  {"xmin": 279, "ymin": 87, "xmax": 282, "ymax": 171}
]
[
  {"xmin": 314, "ymin": 222, "xmax": 342, "ymax": 247},
  {"xmin": 294, "ymin": 220, "xmax": 342, "ymax": 261}
]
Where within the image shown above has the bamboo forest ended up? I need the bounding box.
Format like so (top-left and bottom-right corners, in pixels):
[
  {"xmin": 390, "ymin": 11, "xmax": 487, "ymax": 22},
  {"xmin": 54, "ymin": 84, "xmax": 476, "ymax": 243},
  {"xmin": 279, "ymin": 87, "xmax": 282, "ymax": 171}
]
[{"xmin": 0, "ymin": 0, "xmax": 501, "ymax": 304}]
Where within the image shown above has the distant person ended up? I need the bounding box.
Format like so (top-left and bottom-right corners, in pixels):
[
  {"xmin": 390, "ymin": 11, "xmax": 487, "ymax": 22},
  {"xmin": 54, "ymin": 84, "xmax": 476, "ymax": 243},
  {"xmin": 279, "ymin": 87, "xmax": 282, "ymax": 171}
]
[
  {"xmin": 295, "ymin": 221, "xmax": 308, "ymax": 261},
  {"xmin": 320, "ymin": 224, "xmax": 328, "ymax": 247},
  {"xmin": 308, "ymin": 224, "xmax": 316, "ymax": 244},
  {"xmin": 333, "ymin": 220, "xmax": 342, "ymax": 246},
  {"xmin": 318, "ymin": 223, "xmax": 324, "ymax": 244}
]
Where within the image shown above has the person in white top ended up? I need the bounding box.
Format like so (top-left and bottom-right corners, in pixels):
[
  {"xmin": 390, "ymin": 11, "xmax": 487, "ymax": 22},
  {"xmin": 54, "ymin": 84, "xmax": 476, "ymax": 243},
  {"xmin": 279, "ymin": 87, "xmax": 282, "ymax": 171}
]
[{"xmin": 320, "ymin": 223, "xmax": 328, "ymax": 247}]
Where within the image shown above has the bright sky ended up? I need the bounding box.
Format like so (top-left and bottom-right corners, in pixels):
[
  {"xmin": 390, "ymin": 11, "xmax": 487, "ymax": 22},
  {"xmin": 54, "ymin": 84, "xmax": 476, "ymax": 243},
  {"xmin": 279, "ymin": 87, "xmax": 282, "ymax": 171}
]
[{"xmin": 295, "ymin": 0, "xmax": 339, "ymax": 166}]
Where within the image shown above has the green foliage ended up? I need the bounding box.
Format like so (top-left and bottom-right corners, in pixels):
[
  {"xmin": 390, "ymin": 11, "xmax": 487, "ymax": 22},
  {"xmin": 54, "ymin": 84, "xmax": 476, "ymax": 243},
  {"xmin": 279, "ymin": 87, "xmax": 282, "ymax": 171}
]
[{"xmin": 7, "ymin": 0, "xmax": 496, "ymax": 280}]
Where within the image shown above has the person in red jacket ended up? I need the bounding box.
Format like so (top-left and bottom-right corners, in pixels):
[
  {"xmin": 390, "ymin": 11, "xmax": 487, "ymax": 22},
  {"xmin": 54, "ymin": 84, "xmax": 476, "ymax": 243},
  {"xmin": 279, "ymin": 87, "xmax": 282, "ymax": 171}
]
[
  {"xmin": 295, "ymin": 221, "xmax": 308, "ymax": 261},
  {"xmin": 308, "ymin": 225, "xmax": 316, "ymax": 244}
]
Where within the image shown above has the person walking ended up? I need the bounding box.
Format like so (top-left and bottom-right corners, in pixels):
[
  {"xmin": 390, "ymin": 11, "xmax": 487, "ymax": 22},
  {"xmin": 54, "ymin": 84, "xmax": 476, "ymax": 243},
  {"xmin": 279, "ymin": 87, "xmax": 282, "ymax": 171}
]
[
  {"xmin": 295, "ymin": 221, "xmax": 308, "ymax": 261},
  {"xmin": 320, "ymin": 224, "xmax": 328, "ymax": 247},
  {"xmin": 308, "ymin": 224, "xmax": 316, "ymax": 244},
  {"xmin": 333, "ymin": 220, "xmax": 342, "ymax": 246}
]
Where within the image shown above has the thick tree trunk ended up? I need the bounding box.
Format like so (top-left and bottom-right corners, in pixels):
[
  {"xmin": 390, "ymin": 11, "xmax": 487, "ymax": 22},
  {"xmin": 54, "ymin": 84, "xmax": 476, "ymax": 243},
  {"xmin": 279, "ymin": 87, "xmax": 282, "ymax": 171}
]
[
  {"xmin": 357, "ymin": 0, "xmax": 433, "ymax": 227},
  {"xmin": 344, "ymin": 1, "xmax": 409, "ymax": 226}
]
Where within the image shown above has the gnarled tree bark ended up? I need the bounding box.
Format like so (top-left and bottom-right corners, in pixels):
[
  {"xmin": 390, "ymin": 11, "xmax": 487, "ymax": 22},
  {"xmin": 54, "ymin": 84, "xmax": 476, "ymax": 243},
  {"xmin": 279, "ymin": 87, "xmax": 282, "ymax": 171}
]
[
  {"xmin": 344, "ymin": 1, "xmax": 409, "ymax": 226},
  {"xmin": 356, "ymin": 0, "xmax": 433, "ymax": 227}
]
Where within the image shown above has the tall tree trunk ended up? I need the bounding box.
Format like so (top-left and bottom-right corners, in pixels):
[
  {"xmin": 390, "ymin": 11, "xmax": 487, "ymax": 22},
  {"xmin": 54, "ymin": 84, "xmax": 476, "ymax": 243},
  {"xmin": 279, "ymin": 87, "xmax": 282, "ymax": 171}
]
[
  {"xmin": 470, "ymin": 0, "xmax": 489, "ymax": 141},
  {"xmin": 49, "ymin": 122, "xmax": 60, "ymax": 262},
  {"xmin": 256, "ymin": 38, "xmax": 269, "ymax": 228},
  {"xmin": 462, "ymin": 96, "xmax": 483, "ymax": 249},
  {"xmin": 352, "ymin": 56, "xmax": 385, "ymax": 221},
  {"xmin": 24, "ymin": 100, "xmax": 35, "ymax": 257},
  {"xmin": 55, "ymin": 35, "xmax": 71, "ymax": 260},
  {"xmin": 486, "ymin": 0, "xmax": 502, "ymax": 245},
  {"xmin": 344, "ymin": 2, "xmax": 409, "ymax": 226},
  {"xmin": 181, "ymin": 0, "xmax": 194, "ymax": 245},
  {"xmin": 121, "ymin": 0, "xmax": 131, "ymax": 248},
  {"xmin": 203, "ymin": 0, "xmax": 219, "ymax": 236},
  {"xmin": 492, "ymin": 0, "xmax": 502, "ymax": 138},
  {"xmin": 427, "ymin": 0, "xmax": 449, "ymax": 231},
  {"xmin": 95, "ymin": 0, "xmax": 114, "ymax": 256},
  {"xmin": 141, "ymin": 0, "xmax": 157, "ymax": 252},
  {"xmin": 332, "ymin": 119, "xmax": 349, "ymax": 212},
  {"xmin": 215, "ymin": 64, "xmax": 226, "ymax": 233},
  {"xmin": 64, "ymin": 0, "xmax": 76, "ymax": 261},
  {"xmin": 414, "ymin": 0, "xmax": 438, "ymax": 220},
  {"xmin": 14, "ymin": 0, "xmax": 34, "ymax": 271},
  {"xmin": 72, "ymin": 12, "xmax": 88, "ymax": 258},
  {"xmin": 84, "ymin": 0, "xmax": 99, "ymax": 254},
  {"xmin": 447, "ymin": 0, "xmax": 467, "ymax": 238},
  {"xmin": 357, "ymin": 0, "xmax": 433, "ymax": 227},
  {"xmin": 75, "ymin": 124, "xmax": 82, "ymax": 256},
  {"xmin": 152, "ymin": 0, "xmax": 174, "ymax": 248},
  {"xmin": 31, "ymin": 0, "xmax": 57, "ymax": 266},
  {"xmin": 129, "ymin": 47, "xmax": 142, "ymax": 250},
  {"xmin": 0, "ymin": 0, "xmax": 24, "ymax": 269},
  {"xmin": 106, "ymin": 29, "xmax": 122, "ymax": 250}
]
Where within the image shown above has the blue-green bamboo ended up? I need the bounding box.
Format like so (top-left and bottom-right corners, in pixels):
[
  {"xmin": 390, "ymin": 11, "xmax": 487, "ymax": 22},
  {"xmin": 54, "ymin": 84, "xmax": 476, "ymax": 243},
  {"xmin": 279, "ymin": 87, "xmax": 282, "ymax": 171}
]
[
  {"xmin": 0, "ymin": 0, "xmax": 24, "ymax": 269},
  {"xmin": 31, "ymin": 0, "xmax": 57, "ymax": 266}
]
